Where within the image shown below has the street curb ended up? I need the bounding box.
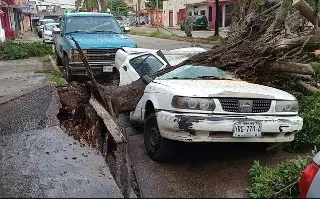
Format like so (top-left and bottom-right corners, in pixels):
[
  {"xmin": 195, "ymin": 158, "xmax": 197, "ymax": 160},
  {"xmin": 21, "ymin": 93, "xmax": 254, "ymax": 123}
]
[
  {"xmin": 0, "ymin": 83, "xmax": 50, "ymax": 105},
  {"xmin": 48, "ymin": 55, "xmax": 61, "ymax": 73}
]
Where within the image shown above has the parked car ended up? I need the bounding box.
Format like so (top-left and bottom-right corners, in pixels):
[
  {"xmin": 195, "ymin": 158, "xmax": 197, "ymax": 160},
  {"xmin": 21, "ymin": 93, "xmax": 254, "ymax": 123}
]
[
  {"xmin": 299, "ymin": 151, "xmax": 320, "ymax": 198},
  {"xmin": 36, "ymin": 19, "xmax": 56, "ymax": 38},
  {"xmin": 115, "ymin": 16, "xmax": 130, "ymax": 32},
  {"xmin": 42, "ymin": 22, "xmax": 60, "ymax": 43},
  {"xmin": 115, "ymin": 48, "xmax": 303, "ymax": 162},
  {"xmin": 52, "ymin": 12, "xmax": 137, "ymax": 81},
  {"xmin": 180, "ymin": 15, "xmax": 208, "ymax": 31}
]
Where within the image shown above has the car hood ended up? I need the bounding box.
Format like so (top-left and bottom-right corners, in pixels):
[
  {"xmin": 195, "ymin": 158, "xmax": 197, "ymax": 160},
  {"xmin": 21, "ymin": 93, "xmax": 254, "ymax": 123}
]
[
  {"xmin": 151, "ymin": 80, "xmax": 296, "ymax": 100},
  {"xmin": 44, "ymin": 30, "xmax": 52, "ymax": 35},
  {"xmin": 65, "ymin": 33, "xmax": 136, "ymax": 49}
]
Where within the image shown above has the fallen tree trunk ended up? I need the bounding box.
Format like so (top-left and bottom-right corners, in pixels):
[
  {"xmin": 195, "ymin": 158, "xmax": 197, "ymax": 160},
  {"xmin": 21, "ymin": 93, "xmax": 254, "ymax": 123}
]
[
  {"xmin": 293, "ymin": 0, "xmax": 320, "ymax": 26},
  {"xmin": 72, "ymin": 0, "xmax": 320, "ymax": 116},
  {"xmin": 270, "ymin": 61, "xmax": 315, "ymax": 75}
]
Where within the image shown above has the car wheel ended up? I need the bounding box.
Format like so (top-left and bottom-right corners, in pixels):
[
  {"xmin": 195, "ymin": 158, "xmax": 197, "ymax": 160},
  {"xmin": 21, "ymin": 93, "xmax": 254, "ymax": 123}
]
[
  {"xmin": 144, "ymin": 113, "xmax": 176, "ymax": 162},
  {"xmin": 38, "ymin": 32, "xmax": 41, "ymax": 38},
  {"xmin": 55, "ymin": 50, "xmax": 63, "ymax": 66},
  {"xmin": 63, "ymin": 55, "xmax": 73, "ymax": 82}
]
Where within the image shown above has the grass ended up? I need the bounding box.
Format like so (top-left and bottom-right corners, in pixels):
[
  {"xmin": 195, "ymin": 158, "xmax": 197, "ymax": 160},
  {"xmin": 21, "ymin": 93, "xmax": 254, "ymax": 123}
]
[
  {"xmin": 128, "ymin": 28, "xmax": 221, "ymax": 44},
  {"xmin": 0, "ymin": 40, "xmax": 53, "ymax": 60},
  {"xmin": 35, "ymin": 69, "xmax": 68, "ymax": 87},
  {"xmin": 39, "ymin": 55, "xmax": 52, "ymax": 62}
]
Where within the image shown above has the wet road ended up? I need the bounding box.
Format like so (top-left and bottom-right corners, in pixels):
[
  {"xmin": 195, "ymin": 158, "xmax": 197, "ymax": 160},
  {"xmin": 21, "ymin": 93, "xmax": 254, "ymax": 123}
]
[
  {"xmin": 119, "ymin": 114, "xmax": 297, "ymax": 198},
  {"xmin": 128, "ymin": 35, "xmax": 214, "ymax": 50},
  {"xmin": 130, "ymin": 26, "xmax": 230, "ymax": 38}
]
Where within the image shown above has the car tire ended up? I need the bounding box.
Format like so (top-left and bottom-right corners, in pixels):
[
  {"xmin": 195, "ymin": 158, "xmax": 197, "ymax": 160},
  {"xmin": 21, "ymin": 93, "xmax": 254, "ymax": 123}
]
[
  {"xmin": 63, "ymin": 55, "xmax": 73, "ymax": 82},
  {"xmin": 55, "ymin": 50, "xmax": 63, "ymax": 66},
  {"xmin": 144, "ymin": 113, "xmax": 176, "ymax": 162}
]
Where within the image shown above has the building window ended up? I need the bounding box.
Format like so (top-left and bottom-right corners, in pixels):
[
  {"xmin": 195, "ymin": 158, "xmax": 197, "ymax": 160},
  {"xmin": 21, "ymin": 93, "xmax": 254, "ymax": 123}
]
[
  {"xmin": 200, "ymin": 10, "xmax": 205, "ymax": 15},
  {"xmin": 194, "ymin": 11, "xmax": 198, "ymax": 15}
]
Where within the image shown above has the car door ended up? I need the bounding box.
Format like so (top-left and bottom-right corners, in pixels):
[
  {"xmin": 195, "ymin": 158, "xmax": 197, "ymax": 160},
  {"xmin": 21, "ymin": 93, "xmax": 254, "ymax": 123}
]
[{"xmin": 127, "ymin": 53, "xmax": 166, "ymax": 81}]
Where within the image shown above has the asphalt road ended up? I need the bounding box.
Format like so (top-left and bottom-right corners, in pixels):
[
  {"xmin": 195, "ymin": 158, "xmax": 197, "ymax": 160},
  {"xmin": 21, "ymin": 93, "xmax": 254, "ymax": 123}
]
[
  {"xmin": 130, "ymin": 26, "xmax": 230, "ymax": 38},
  {"xmin": 128, "ymin": 35, "xmax": 214, "ymax": 50},
  {"xmin": 119, "ymin": 36, "xmax": 299, "ymax": 198}
]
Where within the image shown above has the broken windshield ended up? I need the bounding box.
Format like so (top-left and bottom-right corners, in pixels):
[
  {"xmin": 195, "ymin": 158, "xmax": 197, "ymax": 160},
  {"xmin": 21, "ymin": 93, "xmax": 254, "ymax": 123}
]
[
  {"xmin": 65, "ymin": 16, "xmax": 122, "ymax": 34},
  {"xmin": 155, "ymin": 65, "xmax": 233, "ymax": 80}
]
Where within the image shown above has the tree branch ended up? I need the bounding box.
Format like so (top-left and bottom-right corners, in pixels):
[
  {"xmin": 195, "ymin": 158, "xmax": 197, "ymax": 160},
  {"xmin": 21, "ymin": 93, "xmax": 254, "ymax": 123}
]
[{"xmin": 293, "ymin": 0, "xmax": 320, "ymax": 26}]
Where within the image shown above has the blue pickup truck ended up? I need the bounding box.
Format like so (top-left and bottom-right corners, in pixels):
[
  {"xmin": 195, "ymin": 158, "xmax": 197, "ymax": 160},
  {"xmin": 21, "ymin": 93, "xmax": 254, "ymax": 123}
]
[{"xmin": 52, "ymin": 12, "xmax": 137, "ymax": 81}]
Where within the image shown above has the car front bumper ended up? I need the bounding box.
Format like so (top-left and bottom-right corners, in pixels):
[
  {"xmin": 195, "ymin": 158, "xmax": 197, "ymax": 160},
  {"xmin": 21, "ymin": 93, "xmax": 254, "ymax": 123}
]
[
  {"xmin": 43, "ymin": 35, "xmax": 53, "ymax": 42},
  {"xmin": 69, "ymin": 61, "xmax": 115, "ymax": 75},
  {"xmin": 156, "ymin": 110, "xmax": 303, "ymax": 143}
]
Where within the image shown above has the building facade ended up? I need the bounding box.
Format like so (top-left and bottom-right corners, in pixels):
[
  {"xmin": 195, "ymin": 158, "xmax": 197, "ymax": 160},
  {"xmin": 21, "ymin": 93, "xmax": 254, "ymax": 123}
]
[
  {"xmin": 162, "ymin": 0, "xmax": 237, "ymax": 29},
  {"xmin": 0, "ymin": 0, "xmax": 36, "ymax": 39}
]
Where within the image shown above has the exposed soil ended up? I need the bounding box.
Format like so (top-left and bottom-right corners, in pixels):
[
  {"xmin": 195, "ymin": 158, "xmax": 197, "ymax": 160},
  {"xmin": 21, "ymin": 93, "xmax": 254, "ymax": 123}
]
[{"xmin": 56, "ymin": 82, "xmax": 103, "ymax": 149}]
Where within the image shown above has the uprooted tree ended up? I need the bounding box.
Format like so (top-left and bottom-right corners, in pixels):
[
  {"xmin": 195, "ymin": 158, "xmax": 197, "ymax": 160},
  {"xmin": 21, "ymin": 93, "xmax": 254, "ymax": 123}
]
[{"xmin": 67, "ymin": 0, "xmax": 320, "ymax": 119}]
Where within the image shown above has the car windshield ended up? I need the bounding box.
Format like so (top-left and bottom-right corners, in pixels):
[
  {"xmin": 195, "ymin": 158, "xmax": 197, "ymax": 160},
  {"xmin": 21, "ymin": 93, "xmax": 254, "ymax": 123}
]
[
  {"xmin": 65, "ymin": 16, "xmax": 122, "ymax": 34},
  {"xmin": 44, "ymin": 24, "xmax": 59, "ymax": 30},
  {"xmin": 155, "ymin": 65, "xmax": 234, "ymax": 80}
]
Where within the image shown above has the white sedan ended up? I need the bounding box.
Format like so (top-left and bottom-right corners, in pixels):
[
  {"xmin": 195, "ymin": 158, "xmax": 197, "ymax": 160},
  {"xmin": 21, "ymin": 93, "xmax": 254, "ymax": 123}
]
[
  {"xmin": 115, "ymin": 48, "xmax": 304, "ymax": 162},
  {"xmin": 42, "ymin": 22, "xmax": 59, "ymax": 43}
]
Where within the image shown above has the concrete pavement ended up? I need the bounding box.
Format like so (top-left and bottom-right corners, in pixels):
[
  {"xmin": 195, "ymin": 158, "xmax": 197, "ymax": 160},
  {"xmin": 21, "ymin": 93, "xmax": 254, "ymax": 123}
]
[
  {"xmin": 0, "ymin": 85, "xmax": 123, "ymax": 198},
  {"xmin": 0, "ymin": 58, "xmax": 47, "ymax": 102}
]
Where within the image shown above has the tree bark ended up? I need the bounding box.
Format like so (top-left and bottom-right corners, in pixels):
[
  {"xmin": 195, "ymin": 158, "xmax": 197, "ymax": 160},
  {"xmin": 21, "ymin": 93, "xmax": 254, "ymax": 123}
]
[
  {"xmin": 292, "ymin": 0, "xmax": 320, "ymax": 26},
  {"xmin": 297, "ymin": 80, "xmax": 319, "ymax": 94},
  {"xmin": 267, "ymin": 0, "xmax": 292, "ymax": 33},
  {"xmin": 270, "ymin": 61, "xmax": 315, "ymax": 75}
]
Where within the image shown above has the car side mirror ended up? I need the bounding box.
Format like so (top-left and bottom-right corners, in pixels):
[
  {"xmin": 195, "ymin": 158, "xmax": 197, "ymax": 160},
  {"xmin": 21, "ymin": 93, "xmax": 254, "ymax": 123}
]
[
  {"xmin": 141, "ymin": 75, "xmax": 153, "ymax": 84},
  {"xmin": 53, "ymin": 27, "xmax": 61, "ymax": 34},
  {"xmin": 120, "ymin": 26, "xmax": 125, "ymax": 32}
]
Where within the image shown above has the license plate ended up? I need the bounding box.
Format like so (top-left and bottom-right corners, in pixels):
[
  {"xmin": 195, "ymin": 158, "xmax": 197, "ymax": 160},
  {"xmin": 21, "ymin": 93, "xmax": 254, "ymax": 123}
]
[
  {"xmin": 233, "ymin": 122, "xmax": 262, "ymax": 137},
  {"xmin": 103, "ymin": 66, "xmax": 113, "ymax": 72}
]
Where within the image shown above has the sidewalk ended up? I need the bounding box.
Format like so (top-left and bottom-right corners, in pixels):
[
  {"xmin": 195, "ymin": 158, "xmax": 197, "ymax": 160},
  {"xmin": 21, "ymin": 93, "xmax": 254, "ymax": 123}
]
[
  {"xmin": 0, "ymin": 84, "xmax": 123, "ymax": 198},
  {"xmin": 0, "ymin": 58, "xmax": 47, "ymax": 103},
  {"xmin": 15, "ymin": 31, "xmax": 42, "ymax": 43},
  {"xmin": 0, "ymin": 48, "xmax": 124, "ymax": 197}
]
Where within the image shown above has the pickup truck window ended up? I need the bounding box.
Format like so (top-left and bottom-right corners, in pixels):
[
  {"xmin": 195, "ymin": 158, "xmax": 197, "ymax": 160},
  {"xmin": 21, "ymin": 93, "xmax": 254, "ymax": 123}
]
[
  {"xmin": 65, "ymin": 16, "xmax": 122, "ymax": 34},
  {"xmin": 129, "ymin": 54, "xmax": 164, "ymax": 76}
]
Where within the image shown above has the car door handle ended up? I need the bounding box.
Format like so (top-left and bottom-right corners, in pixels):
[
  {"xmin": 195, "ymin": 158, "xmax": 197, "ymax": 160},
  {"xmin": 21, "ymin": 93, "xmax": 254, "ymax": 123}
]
[{"xmin": 123, "ymin": 65, "xmax": 127, "ymax": 71}]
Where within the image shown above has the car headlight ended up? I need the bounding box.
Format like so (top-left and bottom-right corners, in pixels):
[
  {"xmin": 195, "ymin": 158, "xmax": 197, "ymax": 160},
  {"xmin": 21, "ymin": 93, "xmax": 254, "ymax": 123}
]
[
  {"xmin": 171, "ymin": 96, "xmax": 216, "ymax": 111},
  {"xmin": 275, "ymin": 100, "xmax": 299, "ymax": 112}
]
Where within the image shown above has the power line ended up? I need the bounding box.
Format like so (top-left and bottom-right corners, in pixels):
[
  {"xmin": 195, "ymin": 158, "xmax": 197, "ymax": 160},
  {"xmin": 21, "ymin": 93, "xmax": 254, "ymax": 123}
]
[{"xmin": 37, "ymin": 0, "xmax": 75, "ymax": 7}]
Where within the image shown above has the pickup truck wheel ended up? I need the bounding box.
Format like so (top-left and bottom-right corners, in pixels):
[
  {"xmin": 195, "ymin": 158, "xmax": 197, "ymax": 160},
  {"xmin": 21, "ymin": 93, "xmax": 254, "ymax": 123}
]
[
  {"xmin": 63, "ymin": 56, "xmax": 73, "ymax": 82},
  {"xmin": 144, "ymin": 113, "xmax": 176, "ymax": 162},
  {"xmin": 55, "ymin": 50, "xmax": 63, "ymax": 66}
]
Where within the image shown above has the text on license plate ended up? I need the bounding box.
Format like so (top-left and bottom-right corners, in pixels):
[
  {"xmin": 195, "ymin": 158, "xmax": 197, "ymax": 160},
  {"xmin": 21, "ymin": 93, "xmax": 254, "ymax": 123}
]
[
  {"xmin": 103, "ymin": 66, "xmax": 113, "ymax": 72},
  {"xmin": 233, "ymin": 122, "xmax": 262, "ymax": 137}
]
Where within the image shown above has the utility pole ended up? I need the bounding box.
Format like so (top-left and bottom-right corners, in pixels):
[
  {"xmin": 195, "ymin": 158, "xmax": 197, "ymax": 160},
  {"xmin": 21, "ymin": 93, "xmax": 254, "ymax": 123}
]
[
  {"xmin": 156, "ymin": 0, "xmax": 159, "ymax": 30},
  {"xmin": 214, "ymin": 0, "xmax": 220, "ymax": 36}
]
